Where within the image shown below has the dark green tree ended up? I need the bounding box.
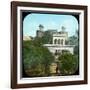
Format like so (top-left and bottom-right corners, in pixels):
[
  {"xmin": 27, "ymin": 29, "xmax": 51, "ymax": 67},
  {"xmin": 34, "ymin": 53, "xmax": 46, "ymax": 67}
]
[
  {"xmin": 32, "ymin": 30, "xmax": 52, "ymax": 46},
  {"xmin": 23, "ymin": 41, "xmax": 44, "ymax": 76},
  {"xmin": 41, "ymin": 47, "xmax": 54, "ymax": 75},
  {"xmin": 68, "ymin": 30, "xmax": 79, "ymax": 55},
  {"xmin": 58, "ymin": 52, "xmax": 79, "ymax": 75},
  {"xmin": 68, "ymin": 36, "xmax": 78, "ymax": 45},
  {"xmin": 41, "ymin": 31, "xmax": 53, "ymax": 44},
  {"xmin": 32, "ymin": 37, "xmax": 43, "ymax": 46},
  {"xmin": 23, "ymin": 40, "xmax": 54, "ymax": 77}
]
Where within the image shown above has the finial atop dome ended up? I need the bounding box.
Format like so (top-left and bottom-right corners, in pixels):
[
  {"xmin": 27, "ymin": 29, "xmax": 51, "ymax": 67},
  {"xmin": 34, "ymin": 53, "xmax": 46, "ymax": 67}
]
[
  {"xmin": 61, "ymin": 26, "xmax": 66, "ymax": 32},
  {"xmin": 39, "ymin": 24, "xmax": 44, "ymax": 31}
]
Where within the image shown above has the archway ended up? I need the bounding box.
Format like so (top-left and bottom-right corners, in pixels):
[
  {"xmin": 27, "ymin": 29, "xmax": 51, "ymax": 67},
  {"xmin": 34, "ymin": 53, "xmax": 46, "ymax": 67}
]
[
  {"xmin": 54, "ymin": 39, "xmax": 57, "ymax": 44},
  {"xmin": 58, "ymin": 39, "xmax": 60, "ymax": 44},
  {"xmin": 61, "ymin": 39, "xmax": 63, "ymax": 45}
]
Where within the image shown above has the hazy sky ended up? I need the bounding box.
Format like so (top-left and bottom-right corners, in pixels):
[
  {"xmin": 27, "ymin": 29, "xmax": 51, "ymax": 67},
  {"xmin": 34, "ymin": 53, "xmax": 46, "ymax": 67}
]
[{"xmin": 23, "ymin": 13, "xmax": 78, "ymax": 37}]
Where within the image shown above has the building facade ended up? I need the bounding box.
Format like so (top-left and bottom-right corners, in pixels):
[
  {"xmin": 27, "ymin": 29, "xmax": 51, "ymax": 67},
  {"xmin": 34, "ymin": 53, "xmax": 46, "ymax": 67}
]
[{"xmin": 36, "ymin": 25, "xmax": 75, "ymax": 54}]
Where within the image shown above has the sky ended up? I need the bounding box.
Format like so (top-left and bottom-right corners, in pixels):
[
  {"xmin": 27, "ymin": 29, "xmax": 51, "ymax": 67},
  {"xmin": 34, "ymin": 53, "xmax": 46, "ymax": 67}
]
[{"xmin": 23, "ymin": 13, "xmax": 78, "ymax": 37}]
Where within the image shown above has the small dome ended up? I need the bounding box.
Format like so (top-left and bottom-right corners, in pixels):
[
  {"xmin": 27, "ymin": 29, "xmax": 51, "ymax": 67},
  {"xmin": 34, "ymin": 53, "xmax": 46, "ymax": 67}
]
[
  {"xmin": 39, "ymin": 24, "xmax": 44, "ymax": 28},
  {"xmin": 61, "ymin": 26, "xmax": 66, "ymax": 32}
]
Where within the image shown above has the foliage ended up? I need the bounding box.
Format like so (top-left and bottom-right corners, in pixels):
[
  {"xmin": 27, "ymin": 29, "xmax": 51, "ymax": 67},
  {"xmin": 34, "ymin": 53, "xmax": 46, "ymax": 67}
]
[
  {"xmin": 74, "ymin": 45, "xmax": 79, "ymax": 55},
  {"xmin": 58, "ymin": 52, "xmax": 79, "ymax": 75},
  {"xmin": 32, "ymin": 30, "xmax": 52, "ymax": 46},
  {"xmin": 32, "ymin": 37, "xmax": 43, "ymax": 46},
  {"xmin": 68, "ymin": 30, "xmax": 79, "ymax": 55},
  {"xmin": 23, "ymin": 29, "xmax": 79, "ymax": 76},
  {"xmin": 68, "ymin": 36, "xmax": 78, "ymax": 45},
  {"xmin": 23, "ymin": 40, "xmax": 54, "ymax": 77},
  {"xmin": 41, "ymin": 31, "xmax": 52, "ymax": 44}
]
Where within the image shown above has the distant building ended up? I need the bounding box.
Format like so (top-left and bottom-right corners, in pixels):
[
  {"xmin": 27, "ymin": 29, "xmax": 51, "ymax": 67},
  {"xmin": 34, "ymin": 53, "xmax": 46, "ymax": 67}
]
[
  {"xmin": 46, "ymin": 29, "xmax": 57, "ymax": 35},
  {"xmin": 23, "ymin": 36, "xmax": 32, "ymax": 41},
  {"xmin": 36, "ymin": 24, "xmax": 44, "ymax": 37},
  {"xmin": 36, "ymin": 30, "xmax": 44, "ymax": 38},
  {"xmin": 36, "ymin": 25, "xmax": 75, "ymax": 54}
]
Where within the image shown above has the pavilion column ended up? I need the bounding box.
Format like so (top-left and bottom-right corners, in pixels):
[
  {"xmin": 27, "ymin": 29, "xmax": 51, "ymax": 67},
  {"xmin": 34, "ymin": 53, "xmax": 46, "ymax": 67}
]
[
  {"xmin": 60, "ymin": 39, "xmax": 61, "ymax": 45},
  {"xmin": 63, "ymin": 39, "xmax": 65, "ymax": 45},
  {"xmin": 53, "ymin": 38, "xmax": 54, "ymax": 44}
]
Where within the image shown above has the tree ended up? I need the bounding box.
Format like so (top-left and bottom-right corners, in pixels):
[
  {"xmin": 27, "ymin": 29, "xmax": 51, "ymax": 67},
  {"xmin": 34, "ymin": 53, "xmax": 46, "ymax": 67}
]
[
  {"xmin": 41, "ymin": 31, "xmax": 53, "ymax": 44},
  {"xmin": 41, "ymin": 47, "xmax": 54, "ymax": 75},
  {"xmin": 58, "ymin": 52, "xmax": 79, "ymax": 75},
  {"xmin": 32, "ymin": 37, "xmax": 43, "ymax": 46},
  {"xmin": 23, "ymin": 41, "xmax": 44, "ymax": 76},
  {"xmin": 68, "ymin": 30, "xmax": 79, "ymax": 55},
  {"xmin": 74, "ymin": 30, "xmax": 79, "ymax": 55},
  {"xmin": 68, "ymin": 36, "xmax": 78, "ymax": 45},
  {"xmin": 68, "ymin": 30, "xmax": 79, "ymax": 46},
  {"xmin": 32, "ymin": 30, "xmax": 52, "ymax": 46},
  {"xmin": 23, "ymin": 40, "xmax": 54, "ymax": 77}
]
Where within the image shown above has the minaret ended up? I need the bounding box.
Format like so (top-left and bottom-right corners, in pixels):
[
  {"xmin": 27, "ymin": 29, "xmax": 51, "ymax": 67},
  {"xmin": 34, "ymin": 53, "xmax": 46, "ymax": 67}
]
[
  {"xmin": 39, "ymin": 24, "xmax": 44, "ymax": 31},
  {"xmin": 36, "ymin": 24, "xmax": 44, "ymax": 37},
  {"xmin": 61, "ymin": 26, "xmax": 68, "ymax": 45},
  {"xmin": 61, "ymin": 26, "xmax": 66, "ymax": 32}
]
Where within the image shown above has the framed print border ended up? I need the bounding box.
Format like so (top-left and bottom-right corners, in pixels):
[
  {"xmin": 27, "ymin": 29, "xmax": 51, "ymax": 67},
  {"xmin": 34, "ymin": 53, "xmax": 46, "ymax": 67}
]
[{"xmin": 11, "ymin": 1, "xmax": 88, "ymax": 89}]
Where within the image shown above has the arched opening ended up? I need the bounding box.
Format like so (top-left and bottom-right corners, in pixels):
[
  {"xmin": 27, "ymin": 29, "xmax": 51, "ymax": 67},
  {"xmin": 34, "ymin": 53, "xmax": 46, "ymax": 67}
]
[
  {"xmin": 55, "ymin": 50, "xmax": 58, "ymax": 55},
  {"xmin": 58, "ymin": 39, "xmax": 60, "ymax": 44},
  {"xmin": 54, "ymin": 39, "xmax": 57, "ymax": 44},
  {"xmin": 61, "ymin": 39, "xmax": 63, "ymax": 45}
]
